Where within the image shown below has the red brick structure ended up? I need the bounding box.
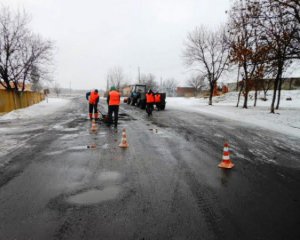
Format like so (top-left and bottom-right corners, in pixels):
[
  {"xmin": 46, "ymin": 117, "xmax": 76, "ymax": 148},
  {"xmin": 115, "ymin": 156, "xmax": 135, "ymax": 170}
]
[{"xmin": 176, "ymin": 87, "xmax": 196, "ymax": 97}]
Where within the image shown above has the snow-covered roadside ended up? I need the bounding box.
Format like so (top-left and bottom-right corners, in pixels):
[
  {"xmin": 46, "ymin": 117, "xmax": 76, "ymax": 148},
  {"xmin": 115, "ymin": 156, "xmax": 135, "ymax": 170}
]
[
  {"xmin": 167, "ymin": 90, "xmax": 300, "ymax": 138},
  {"xmin": 0, "ymin": 97, "xmax": 70, "ymax": 120}
]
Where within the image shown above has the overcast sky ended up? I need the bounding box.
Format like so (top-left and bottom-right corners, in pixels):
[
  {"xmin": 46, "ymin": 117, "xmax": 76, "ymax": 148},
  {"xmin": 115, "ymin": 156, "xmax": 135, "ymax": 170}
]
[{"xmin": 2, "ymin": 0, "xmax": 231, "ymax": 90}]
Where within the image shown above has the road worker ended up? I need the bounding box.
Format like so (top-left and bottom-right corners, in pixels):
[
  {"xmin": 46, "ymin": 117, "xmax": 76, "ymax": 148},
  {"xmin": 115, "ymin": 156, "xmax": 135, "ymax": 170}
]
[
  {"xmin": 107, "ymin": 86, "xmax": 121, "ymax": 128},
  {"xmin": 154, "ymin": 92, "xmax": 161, "ymax": 111},
  {"xmin": 146, "ymin": 89, "xmax": 155, "ymax": 116},
  {"xmin": 86, "ymin": 89, "xmax": 100, "ymax": 120}
]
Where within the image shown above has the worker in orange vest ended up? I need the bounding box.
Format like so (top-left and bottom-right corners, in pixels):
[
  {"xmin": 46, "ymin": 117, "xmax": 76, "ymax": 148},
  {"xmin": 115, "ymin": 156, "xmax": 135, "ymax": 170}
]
[
  {"xmin": 107, "ymin": 86, "xmax": 121, "ymax": 127},
  {"xmin": 86, "ymin": 89, "xmax": 99, "ymax": 120},
  {"xmin": 154, "ymin": 92, "xmax": 161, "ymax": 111},
  {"xmin": 146, "ymin": 89, "xmax": 155, "ymax": 116}
]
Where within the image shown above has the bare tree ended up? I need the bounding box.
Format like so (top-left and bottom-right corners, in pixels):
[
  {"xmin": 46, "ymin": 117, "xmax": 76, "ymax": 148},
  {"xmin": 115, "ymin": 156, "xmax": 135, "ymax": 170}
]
[
  {"xmin": 30, "ymin": 65, "xmax": 43, "ymax": 92},
  {"xmin": 228, "ymin": 0, "xmax": 271, "ymax": 108},
  {"xmin": 162, "ymin": 78, "xmax": 178, "ymax": 97},
  {"xmin": 107, "ymin": 66, "xmax": 124, "ymax": 90},
  {"xmin": 53, "ymin": 82, "xmax": 61, "ymax": 97},
  {"xmin": 140, "ymin": 73, "xmax": 159, "ymax": 90},
  {"xmin": 183, "ymin": 25, "xmax": 230, "ymax": 105},
  {"xmin": 186, "ymin": 74, "xmax": 206, "ymax": 96},
  {"xmin": 246, "ymin": 0, "xmax": 299, "ymax": 112},
  {"xmin": 0, "ymin": 7, "xmax": 53, "ymax": 92}
]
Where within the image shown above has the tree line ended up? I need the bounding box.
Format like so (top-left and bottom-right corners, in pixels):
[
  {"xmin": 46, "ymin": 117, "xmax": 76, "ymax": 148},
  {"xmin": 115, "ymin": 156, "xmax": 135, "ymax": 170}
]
[{"xmin": 183, "ymin": 0, "xmax": 300, "ymax": 113}]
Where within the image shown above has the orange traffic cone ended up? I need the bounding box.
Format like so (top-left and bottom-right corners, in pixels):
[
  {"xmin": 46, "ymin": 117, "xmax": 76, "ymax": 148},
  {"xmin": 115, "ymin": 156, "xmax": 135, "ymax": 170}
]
[
  {"xmin": 218, "ymin": 142, "xmax": 234, "ymax": 169},
  {"xmin": 91, "ymin": 119, "xmax": 97, "ymax": 132},
  {"xmin": 119, "ymin": 128, "xmax": 129, "ymax": 148}
]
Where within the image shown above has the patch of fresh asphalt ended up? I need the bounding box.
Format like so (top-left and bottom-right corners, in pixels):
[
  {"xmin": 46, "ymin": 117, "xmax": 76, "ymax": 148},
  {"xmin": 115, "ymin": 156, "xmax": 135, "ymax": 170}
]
[{"xmin": 0, "ymin": 97, "xmax": 299, "ymax": 240}]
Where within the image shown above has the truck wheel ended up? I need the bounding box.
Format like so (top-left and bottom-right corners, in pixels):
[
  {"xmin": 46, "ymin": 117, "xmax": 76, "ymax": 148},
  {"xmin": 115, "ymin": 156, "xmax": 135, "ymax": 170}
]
[{"xmin": 161, "ymin": 104, "xmax": 165, "ymax": 110}]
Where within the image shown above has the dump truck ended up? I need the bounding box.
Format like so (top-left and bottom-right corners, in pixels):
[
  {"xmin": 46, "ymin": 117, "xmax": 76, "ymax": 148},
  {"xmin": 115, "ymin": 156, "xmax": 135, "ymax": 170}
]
[{"xmin": 125, "ymin": 84, "xmax": 166, "ymax": 110}]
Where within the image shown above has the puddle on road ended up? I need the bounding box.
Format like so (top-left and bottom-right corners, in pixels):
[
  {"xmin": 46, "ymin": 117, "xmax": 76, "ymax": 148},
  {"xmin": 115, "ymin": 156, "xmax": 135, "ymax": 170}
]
[
  {"xmin": 60, "ymin": 134, "xmax": 79, "ymax": 140},
  {"xmin": 67, "ymin": 186, "xmax": 121, "ymax": 205},
  {"xmin": 46, "ymin": 150, "xmax": 65, "ymax": 156},
  {"xmin": 62, "ymin": 128, "xmax": 79, "ymax": 132},
  {"xmin": 68, "ymin": 146, "xmax": 90, "ymax": 151},
  {"xmin": 98, "ymin": 171, "xmax": 121, "ymax": 182},
  {"xmin": 46, "ymin": 145, "xmax": 97, "ymax": 155}
]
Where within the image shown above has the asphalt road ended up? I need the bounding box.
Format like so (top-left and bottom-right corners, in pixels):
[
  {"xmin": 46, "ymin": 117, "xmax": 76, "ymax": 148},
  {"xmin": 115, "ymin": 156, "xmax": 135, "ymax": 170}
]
[{"xmin": 0, "ymin": 97, "xmax": 299, "ymax": 240}]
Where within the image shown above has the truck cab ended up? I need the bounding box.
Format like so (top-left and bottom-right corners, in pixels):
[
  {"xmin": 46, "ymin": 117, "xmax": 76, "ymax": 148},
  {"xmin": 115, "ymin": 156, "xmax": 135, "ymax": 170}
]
[{"xmin": 127, "ymin": 84, "xmax": 147, "ymax": 109}]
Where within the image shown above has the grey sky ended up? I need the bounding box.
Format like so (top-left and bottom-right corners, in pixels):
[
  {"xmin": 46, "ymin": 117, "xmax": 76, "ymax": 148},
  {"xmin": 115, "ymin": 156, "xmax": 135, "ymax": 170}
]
[{"xmin": 3, "ymin": 0, "xmax": 231, "ymax": 90}]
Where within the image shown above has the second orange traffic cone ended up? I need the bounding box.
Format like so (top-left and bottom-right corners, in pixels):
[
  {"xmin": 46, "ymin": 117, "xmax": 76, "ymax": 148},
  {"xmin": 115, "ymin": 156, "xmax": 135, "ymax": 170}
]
[
  {"xmin": 119, "ymin": 128, "xmax": 129, "ymax": 148},
  {"xmin": 218, "ymin": 142, "xmax": 234, "ymax": 169}
]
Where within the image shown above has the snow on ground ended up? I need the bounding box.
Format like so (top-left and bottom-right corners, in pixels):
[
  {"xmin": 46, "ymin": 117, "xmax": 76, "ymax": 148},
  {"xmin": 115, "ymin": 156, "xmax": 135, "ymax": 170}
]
[
  {"xmin": 167, "ymin": 90, "xmax": 300, "ymax": 138},
  {"xmin": 0, "ymin": 97, "xmax": 70, "ymax": 120}
]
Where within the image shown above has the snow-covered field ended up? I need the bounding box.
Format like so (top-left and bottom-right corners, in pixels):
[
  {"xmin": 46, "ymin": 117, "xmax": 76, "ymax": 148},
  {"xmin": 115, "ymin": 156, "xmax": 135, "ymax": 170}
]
[{"xmin": 167, "ymin": 90, "xmax": 300, "ymax": 138}]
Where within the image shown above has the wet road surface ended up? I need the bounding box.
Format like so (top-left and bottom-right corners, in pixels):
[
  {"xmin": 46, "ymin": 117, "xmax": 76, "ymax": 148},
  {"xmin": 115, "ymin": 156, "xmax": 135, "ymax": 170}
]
[{"xmin": 0, "ymin": 97, "xmax": 299, "ymax": 240}]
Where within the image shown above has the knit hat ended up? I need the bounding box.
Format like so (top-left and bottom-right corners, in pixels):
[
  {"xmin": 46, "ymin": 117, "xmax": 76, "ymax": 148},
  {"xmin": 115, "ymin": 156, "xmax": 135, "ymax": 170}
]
[{"xmin": 110, "ymin": 86, "xmax": 116, "ymax": 91}]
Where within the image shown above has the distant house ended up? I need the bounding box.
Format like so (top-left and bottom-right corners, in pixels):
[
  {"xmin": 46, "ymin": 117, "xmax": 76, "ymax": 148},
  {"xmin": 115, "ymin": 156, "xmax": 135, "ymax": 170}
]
[{"xmin": 176, "ymin": 87, "xmax": 196, "ymax": 97}]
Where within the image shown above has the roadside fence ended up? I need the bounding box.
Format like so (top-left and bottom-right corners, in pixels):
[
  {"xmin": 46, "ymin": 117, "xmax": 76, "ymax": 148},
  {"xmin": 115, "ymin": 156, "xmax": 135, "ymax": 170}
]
[{"xmin": 0, "ymin": 89, "xmax": 45, "ymax": 113}]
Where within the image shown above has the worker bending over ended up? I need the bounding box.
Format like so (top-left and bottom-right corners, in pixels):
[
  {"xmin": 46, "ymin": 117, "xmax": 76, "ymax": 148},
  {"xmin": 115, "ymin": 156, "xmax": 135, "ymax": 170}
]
[{"xmin": 86, "ymin": 89, "xmax": 99, "ymax": 120}]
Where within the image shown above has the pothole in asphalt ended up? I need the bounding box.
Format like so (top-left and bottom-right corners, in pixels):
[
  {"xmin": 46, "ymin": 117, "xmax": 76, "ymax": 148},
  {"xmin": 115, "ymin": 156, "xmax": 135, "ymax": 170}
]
[
  {"xmin": 98, "ymin": 171, "xmax": 121, "ymax": 182},
  {"xmin": 67, "ymin": 186, "xmax": 121, "ymax": 205},
  {"xmin": 118, "ymin": 113, "xmax": 136, "ymax": 121}
]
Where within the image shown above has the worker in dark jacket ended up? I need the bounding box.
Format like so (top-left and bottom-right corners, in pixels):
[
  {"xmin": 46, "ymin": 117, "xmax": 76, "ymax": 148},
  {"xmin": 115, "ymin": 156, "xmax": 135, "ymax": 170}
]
[
  {"xmin": 86, "ymin": 89, "xmax": 99, "ymax": 120},
  {"xmin": 146, "ymin": 89, "xmax": 155, "ymax": 116},
  {"xmin": 107, "ymin": 86, "xmax": 121, "ymax": 127}
]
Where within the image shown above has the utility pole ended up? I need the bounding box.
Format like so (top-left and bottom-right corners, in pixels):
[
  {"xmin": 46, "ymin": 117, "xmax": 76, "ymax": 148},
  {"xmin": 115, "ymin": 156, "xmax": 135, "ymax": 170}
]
[
  {"xmin": 106, "ymin": 75, "xmax": 109, "ymax": 93},
  {"xmin": 138, "ymin": 66, "xmax": 140, "ymax": 83}
]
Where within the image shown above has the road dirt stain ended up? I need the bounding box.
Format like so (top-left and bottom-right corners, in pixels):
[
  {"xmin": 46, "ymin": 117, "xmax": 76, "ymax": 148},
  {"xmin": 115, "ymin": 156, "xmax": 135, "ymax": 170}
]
[{"xmin": 67, "ymin": 186, "xmax": 121, "ymax": 204}]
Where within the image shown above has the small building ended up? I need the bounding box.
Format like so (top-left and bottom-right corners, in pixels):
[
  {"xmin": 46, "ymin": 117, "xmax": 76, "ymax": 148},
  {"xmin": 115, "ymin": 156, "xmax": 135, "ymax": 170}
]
[{"xmin": 176, "ymin": 87, "xmax": 196, "ymax": 97}]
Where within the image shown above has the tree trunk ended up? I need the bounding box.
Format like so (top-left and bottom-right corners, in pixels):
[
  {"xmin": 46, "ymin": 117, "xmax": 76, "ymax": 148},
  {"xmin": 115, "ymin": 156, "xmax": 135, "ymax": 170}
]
[
  {"xmin": 254, "ymin": 89, "xmax": 258, "ymax": 107},
  {"xmin": 270, "ymin": 69, "xmax": 281, "ymax": 113},
  {"xmin": 236, "ymin": 65, "xmax": 240, "ymax": 91},
  {"xmin": 276, "ymin": 76, "xmax": 283, "ymax": 110},
  {"xmin": 236, "ymin": 81, "xmax": 244, "ymax": 107},
  {"xmin": 209, "ymin": 82, "xmax": 214, "ymax": 105},
  {"xmin": 263, "ymin": 91, "xmax": 267, "ymax": 101},
  {"xmin": 243, "ymin": 80, "xmax": 248, "ymax": 109}
]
